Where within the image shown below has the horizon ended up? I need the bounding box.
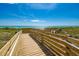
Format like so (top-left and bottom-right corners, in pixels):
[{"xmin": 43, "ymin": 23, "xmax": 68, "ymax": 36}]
[
  {"xmin": 0, "ymin": 3, "xmax": 79, "ymax": 26},
  {"xmin": 0, "ymin": 25, "xmax": 79, "ymax": 29}
]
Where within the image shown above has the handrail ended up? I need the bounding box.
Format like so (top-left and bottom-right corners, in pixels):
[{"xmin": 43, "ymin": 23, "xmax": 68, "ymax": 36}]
[
  {"xmin": 30, "ymin": 30, "xmax": 79, "ymax": 56},
  {"xmin": 42, "ymin": 30, "xmax": 79, "ymax": 47},
  {"xmin": 0, "ymin": 30, "xmax": 22, "ymax": 56},
  {"xmin": 34, "ymin": 29, "xmax": 79, "ymax": 47}
]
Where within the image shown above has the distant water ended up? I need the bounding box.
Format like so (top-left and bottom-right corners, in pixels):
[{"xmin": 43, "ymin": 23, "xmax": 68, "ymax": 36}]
[
  {"xmin": 0, "ymin": 26, "xmax": 79, "ymax": 29},
  {"xmin": 0, "ymin": 26, "xmax": 47, "ymax": 29}
]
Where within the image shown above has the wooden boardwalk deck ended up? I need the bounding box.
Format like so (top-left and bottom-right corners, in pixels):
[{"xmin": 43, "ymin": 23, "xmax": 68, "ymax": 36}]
[
  {"xmin": 0, "ymin": 30, "xmax": 79, "ymax": 56},
  {"xmin": 15, "ymin": 33, "xmax": 45, "ymax": 56}
]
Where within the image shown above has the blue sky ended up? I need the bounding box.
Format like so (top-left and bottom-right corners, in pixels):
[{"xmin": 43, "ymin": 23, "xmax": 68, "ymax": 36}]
[{"xmin": 0, "ymin": 3, "xmax": 79, "ymax": 26}]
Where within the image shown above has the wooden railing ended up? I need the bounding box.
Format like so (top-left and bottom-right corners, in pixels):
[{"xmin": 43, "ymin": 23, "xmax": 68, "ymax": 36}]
[
  {"xmin": 0, "ymin": 30, "xmax": 22, "ymax": 56},
  {"xmin": 0, "ymin": 29, "xmax": 79, "ymax": 56},
  {"xmin": 39, "ymin": 31, "xmax": 79, "ymax": 47},
  {"xmin": 30, "ymin": 30, "xmax": 79, "ymax": 56}
]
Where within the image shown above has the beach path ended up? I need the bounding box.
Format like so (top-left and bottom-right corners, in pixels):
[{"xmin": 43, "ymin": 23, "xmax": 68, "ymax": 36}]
[{"xmin": 14, "ymin": 33, "xmax": 45, "ymax": 56}]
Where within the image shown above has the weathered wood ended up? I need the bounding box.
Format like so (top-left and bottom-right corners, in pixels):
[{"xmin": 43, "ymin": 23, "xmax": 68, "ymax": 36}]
[
  {"xmin": 0, "ymin": 31, "xmax": 22, "ymax": 56},
  {"xmin": 30, "ymin": 29, "xmax": 79, "ymax": 56}
]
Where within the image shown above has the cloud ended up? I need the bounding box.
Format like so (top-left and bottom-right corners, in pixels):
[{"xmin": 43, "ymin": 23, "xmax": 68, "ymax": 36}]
[
  {"xmin": 27, "ymin": 3, "xmax": 57, "ymax": 10},
  {"xmin": 31, "ymin": 20, "xmax": 40, "ymax": 22},
  {"xmin": 31, "ymin": 20, "xmax": 46, "ymax": 22}
]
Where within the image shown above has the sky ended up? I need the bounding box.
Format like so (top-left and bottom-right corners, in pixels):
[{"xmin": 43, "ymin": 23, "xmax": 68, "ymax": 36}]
[{"xmin": 0, "ymin": 3, "xmax": 79, "ymax": 26}]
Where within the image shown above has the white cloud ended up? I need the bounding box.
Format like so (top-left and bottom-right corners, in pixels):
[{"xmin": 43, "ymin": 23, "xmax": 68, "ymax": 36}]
[
  {"xmin": 31, "ymin": 20, "xmax": 40, "ymax": 22},
  {"xmin": 31, "ymin": 20, "xmax": 46, "ymax": 22}
]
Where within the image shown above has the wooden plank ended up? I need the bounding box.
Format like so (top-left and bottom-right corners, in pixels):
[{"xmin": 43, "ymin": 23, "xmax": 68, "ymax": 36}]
[
  {"xmin": 30, "ymin": 30, "xmax": 79, "ymax": 56},
  {"xmin": 44, "ymin": 39, "xmax": 67, "ymax": 55},
  {"xmin": 67, "ymin": 37, "xmax": 79, "ymax": 47},
  {"xmin": 44, "ymin": 40, "xmax": 65, "ymax": 56},
  {"xmin": 15, "ymin": 33, "xmax": 45, "ymax": 56},
  {"xmin": 53, "ymin": 34, "xmax": 79, "ymax": 47},
  {"xmin": 43, "ymin": 43, "xmax": 59, "ymax": 56},
  {"xmin": 65, "ymin": 41, "xmax": 79, "ymax": 54},
  {"xmin": 42, "ymin": 36, "xmax": 66, "ymax": 51},
  {"xmin": 0, "ymin": 31, "xmax": 22, "ymax": 56}
]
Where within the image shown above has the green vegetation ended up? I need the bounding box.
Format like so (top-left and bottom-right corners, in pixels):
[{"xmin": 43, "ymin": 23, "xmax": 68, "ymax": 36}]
[
  {"xmin": 62, "ymin": 27, "xmax": 79, "ymax": 38},
  {"xmin": 45, "ymin": 26, "xmax": 79, "ymax": 39},
  {"xmin": 22, "ymin": 28, "xmax": 32, "ymax": 33},
  {"xmin": 0, "ymin": 28, "xmax": 19, "ymax": 49},
  {"xmin": 0, "ymin": 27, "xmax": 33, "ymax": 49}
]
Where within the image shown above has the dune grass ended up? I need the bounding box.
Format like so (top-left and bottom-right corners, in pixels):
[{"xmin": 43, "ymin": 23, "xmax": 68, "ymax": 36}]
[
  {"xmin": 0, "ymin": 28, "xmax": 18, "ymax": 49},
  {"xmin": 45, "ymin": 26, "xmax": 79, "ymax": 39}
]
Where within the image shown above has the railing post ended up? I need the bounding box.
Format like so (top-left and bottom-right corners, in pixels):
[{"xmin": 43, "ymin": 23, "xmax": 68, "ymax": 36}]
[{"xmin": 0, "ymin": 30, "xmax": 22, "ymax": 56}]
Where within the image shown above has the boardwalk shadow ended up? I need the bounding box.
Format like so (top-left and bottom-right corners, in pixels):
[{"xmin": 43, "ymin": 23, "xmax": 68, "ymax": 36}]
[{"xmin": 29, "ymin": 33, "xmax": 55, "ymax": 56}]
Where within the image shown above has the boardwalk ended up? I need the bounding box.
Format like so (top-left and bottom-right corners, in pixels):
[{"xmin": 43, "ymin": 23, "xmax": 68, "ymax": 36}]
[
  {"xmin": 1, "ymin": 30, "xmax": 79, "ymax": 56},
  {"xmin": 14, "ymin": 33, "xmax": 45, "ymax": 56}
]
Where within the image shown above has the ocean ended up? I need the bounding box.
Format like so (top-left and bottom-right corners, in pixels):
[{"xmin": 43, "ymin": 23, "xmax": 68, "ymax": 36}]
[
  {"xmin": 0, "ymin": 26, "xmax": 47, "ymax": 29},
  {"xmin": 0, "ymin": 26, "xmax": 79, "ymax": 29}
]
